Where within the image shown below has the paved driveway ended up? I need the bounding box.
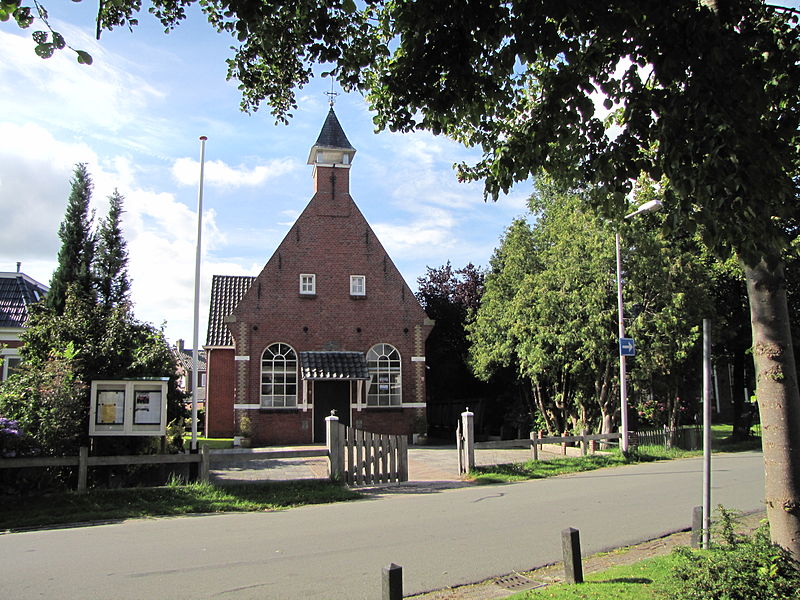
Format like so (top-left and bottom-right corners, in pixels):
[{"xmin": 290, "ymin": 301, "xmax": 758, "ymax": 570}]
[{"xmin": 209, "ymin": 444, "xmax": 565, "ymax": 485}]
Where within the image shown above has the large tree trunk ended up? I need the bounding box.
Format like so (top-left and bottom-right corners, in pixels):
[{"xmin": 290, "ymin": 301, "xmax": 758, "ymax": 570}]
[{"xmin": 744, "ymin": 258, "xmax": 800, "ymax": 558}]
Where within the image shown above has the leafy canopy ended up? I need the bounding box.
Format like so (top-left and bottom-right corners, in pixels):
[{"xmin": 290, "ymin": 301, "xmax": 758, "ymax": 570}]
[{"xmin": 7, "ymin": 1, "xmax": 797, "ymax": 266}]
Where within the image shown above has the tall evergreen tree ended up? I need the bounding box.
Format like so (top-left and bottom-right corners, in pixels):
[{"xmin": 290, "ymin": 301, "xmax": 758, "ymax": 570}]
[
  {"xmin": 47, "ymin": 163, "xmax": 95, "ymax": 314},
  {"xmin": 94, "ymin": 190, "xmax": 130, "ymax": 308}
]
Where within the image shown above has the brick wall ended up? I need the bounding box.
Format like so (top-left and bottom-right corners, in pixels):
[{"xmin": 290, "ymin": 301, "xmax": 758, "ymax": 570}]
[
  {"xmin": 236, "ymin": 409, "xmax": 312, "ymax": 445},
  {"xmin": 205, "ymin": 348, "xmax": 235, "ymax": 437},
  {"xmin": 219, "ymin": 162, "xmax": 432, "ymax": 444}
]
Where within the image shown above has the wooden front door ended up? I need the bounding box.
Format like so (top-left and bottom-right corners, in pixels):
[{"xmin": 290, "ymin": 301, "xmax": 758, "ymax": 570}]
[{"xmin": 313, "ymin": 381, "xmax": 351, "ymax": 442}]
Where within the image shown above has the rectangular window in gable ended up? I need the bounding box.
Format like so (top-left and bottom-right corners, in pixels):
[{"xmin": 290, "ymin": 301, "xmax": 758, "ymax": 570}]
[
  {"xmin": 350, "ymin": 275, "xmax": 365, "ymax": 296},
  {"xmin": 300, "ymin": 273, "xmax": 316, "ymax": 295}
]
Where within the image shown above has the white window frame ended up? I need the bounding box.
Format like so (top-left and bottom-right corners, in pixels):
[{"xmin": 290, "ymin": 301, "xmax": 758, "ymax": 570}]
[
  {"xmin": 366, "ymin": 343, "xmax": 402, "ymax": 406},
  {"xmin": 0, "ymin": 351, "xmax": 21, "ymax": 382},
  {"xmin": 350, "ymin": 275, "xmax": 366, "ymax": 296},
  {"xmin": 299, "ymin": 273, "xmax": 316, "ymax": 295},
  {"xmin": 261, "ymin": 343, "xmax": 298, "ymax": 408}
]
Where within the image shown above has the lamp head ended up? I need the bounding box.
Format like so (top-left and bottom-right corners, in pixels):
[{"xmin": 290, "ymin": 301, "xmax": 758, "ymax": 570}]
[{"xmin": 625, "ymin": 199, "xmax": 663, "ymax": 219}]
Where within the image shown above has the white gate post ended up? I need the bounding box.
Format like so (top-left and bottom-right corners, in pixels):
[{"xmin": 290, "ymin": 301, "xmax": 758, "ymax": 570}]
[
  {"xmin": 326, "ymin": 412, "xmax": 344, "ymax": 482},
  {"xmin": 530, "ymin": 430, "xmax": 539, "ymax": 461},
  {"xmin": 462, "ymin": 409, "xmax": 475, "ymax": 473}
]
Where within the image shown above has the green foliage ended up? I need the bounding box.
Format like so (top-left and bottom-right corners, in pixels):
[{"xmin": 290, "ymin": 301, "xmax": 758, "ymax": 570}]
[
  {"xmin": 468, "ymin": 180, "xmax": 715, "ymax": 434},
  {"xmin": 416, "ymin": 262, "xmax": 489, "ymax": 403},
  {"xmin": 47, "ymin": 163, "xmax": 95, "ymax": 315},
  {"xmin": 94, "ymin": 190, "xmax": 130, "ymax": 308},
  {"xmin": 0, "ymin": 343, "xmax": 87, "ymax": 455},
  {"xmin": 2, "ymin": 0, "xmax": 91, "ymax": 63},
  {"xmin": 668, "ymin": 509, "xmax": 800, "ymax": 600},
  {"xmin": 0, "ymin": 165, "xmax": 183, "ymax": 458}
]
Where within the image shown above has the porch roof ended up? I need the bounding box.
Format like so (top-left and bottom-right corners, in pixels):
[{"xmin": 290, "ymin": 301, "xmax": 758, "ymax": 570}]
[{"xmin": 299, "ymin": 351, "xmax": 369, "ymax": 380}]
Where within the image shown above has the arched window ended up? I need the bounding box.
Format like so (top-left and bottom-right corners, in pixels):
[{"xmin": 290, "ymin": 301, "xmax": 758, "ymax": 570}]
[
  {"xmin": 366, "ymin": 343, "xmax": 401, "ymax": 406},
  {"xmin": 261, "ymin": 343, "xmax": 298, "ymax": 407}
]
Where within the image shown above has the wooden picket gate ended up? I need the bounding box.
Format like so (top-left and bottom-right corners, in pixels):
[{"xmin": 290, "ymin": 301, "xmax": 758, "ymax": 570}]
[{"xmin": 329, "ymin": 421, "xmax": 408, "ymax": 486}]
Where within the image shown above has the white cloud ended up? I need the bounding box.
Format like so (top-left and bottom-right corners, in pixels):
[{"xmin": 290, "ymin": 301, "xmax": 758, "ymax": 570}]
[
  {"xmin": 171, "ymin": 157, "xmax": 298, "ymax": 187},
  {"xmin": 0, "ymin": 28, "xmax": 166, "ymax": 153}
]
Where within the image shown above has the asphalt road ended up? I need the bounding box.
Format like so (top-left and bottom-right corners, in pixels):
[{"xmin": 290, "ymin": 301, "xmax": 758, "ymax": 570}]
[{"xmin": 1, "ymin": 451, "xmax": 764, "ymax": 599}]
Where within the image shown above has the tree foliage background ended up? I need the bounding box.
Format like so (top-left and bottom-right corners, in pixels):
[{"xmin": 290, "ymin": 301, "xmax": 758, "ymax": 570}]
[
  {"xmin": 469, "ymin": 179, "xmax": 716, "ymax": 435},
  {"xmin": 0, "ymin": 164, "xmax": 182, "ymax": 459}
]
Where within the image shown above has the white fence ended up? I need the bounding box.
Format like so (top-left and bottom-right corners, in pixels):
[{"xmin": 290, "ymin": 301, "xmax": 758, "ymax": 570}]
[{"xmin": 456, "ymin": 410, "xmax": 622, "ymax": 475}]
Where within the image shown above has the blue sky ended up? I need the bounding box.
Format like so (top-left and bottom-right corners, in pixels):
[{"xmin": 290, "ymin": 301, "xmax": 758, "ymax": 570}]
[{"xmin": 0, "ymin": 4, "xmax": 529, "ymax": 345}]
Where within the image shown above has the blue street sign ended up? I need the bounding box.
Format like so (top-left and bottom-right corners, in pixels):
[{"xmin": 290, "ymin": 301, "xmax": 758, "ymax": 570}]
[{"xmin": 619, "ymin": 337, "xmax": 636, "ymax": 357}]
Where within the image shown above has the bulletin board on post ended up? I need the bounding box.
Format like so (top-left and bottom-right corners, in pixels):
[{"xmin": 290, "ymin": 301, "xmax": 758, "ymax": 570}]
[{"xmin": 89, "ymin": 378, "xmax": 169, "ymax": 436}]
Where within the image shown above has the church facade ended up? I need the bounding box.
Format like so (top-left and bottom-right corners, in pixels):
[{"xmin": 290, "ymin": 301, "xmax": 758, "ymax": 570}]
[{"xmin": 204, "ymin": 109, "xmax": 434, "ymax": 445}]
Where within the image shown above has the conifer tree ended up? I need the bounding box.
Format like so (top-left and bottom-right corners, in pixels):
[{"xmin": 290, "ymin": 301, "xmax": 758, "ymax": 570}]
[
  {"xmin": 47, "ymin": 163, "xmax": 95, "ymax": 314},
  {"xmin": 94, "ymin": 189, "xmax": 130, "ymax": 308}
]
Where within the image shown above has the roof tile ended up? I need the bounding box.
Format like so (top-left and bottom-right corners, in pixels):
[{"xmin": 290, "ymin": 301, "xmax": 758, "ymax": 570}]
[
  {"xmin": 300, "ymin": 351, "xmax": 369, "ymax": 380},
  {"xmin": 205, "ymin": 275, "xmax": 255, "ymax": 347}
]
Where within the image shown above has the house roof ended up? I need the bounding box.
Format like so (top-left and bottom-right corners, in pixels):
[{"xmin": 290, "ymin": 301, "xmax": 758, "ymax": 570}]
[
  {"xmin": 206, "ymin": 275, "xmax": 255, "ymax": 347},
  {"xmin": 300, "ymin": 351, "xmax": 370, "ymax": 380},
  {"xmin": 313, "ymin": 107, "xmax": 355, "ymax": 150},
  {"xmin": 0, "ymin": 271, "xmax": 48, "ymax": 328},
  {"xmin": 174, "ymin": 344, "xmax": 207, "ymax": 372}
]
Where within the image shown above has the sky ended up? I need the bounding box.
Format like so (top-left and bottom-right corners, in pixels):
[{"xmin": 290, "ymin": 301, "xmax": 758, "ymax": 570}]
[{"xmin": 0, "ymin": 3, "xmax": 530, "ymax": 347}]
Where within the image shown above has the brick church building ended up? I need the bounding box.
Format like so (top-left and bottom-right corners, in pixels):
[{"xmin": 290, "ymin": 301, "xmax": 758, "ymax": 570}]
[{"xmin": 204, "ymin": 108, "xmax": 434, "ymax": 444}]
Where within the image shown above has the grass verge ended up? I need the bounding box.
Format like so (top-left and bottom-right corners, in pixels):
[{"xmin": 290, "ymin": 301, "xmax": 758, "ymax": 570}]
[
  {"xmin": 471, "ymin": 424, "xmax": 761, "ymax": 484},
  {"xmin": 509, "ymin": 554, "xmax": 681, "ymax": 599},
  {"xmin": 181, "ymin": 436, "xmax": 234, "ymax": 449},
  {"xmin": 0, "ymin": 479, "xmax": 362, "ymax": 532}
]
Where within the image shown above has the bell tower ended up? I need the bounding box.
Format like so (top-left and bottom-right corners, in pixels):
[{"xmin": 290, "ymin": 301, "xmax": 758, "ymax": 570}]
[{"xmin": 307, "ymin": 107, "xmax": 356, "ymax": 196}]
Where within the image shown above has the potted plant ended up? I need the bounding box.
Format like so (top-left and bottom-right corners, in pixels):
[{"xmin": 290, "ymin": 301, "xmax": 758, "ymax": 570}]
[{"xmin": 237, "ymin": 413, "xmax": 254, "ymax": 448}]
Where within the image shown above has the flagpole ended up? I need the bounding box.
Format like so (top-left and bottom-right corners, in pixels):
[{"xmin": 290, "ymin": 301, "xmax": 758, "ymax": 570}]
[{"xmin": 191, "ymin": 135, "xmax": 207, "ymax": 452}]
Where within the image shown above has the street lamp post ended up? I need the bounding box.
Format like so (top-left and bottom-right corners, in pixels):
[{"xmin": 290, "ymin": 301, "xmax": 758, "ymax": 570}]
[{"xmin": 617, "ymin": 199, "xmax": 663, "ymax": 454}]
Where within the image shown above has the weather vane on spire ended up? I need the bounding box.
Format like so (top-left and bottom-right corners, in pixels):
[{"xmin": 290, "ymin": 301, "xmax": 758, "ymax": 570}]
[{"xmin": 325, "ymin": 78, "xmax": 339, "ymax": 107}]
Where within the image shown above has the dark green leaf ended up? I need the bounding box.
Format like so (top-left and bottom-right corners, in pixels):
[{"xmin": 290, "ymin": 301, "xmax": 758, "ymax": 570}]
[{"xmin": 34, "ymin": 42, "xmax": 54, "ymax": 59}]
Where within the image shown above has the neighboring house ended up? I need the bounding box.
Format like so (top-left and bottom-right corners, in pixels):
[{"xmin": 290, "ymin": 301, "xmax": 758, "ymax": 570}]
[
  {"xmin": 173, "ymin": 338, "xmax": 207, "ymax": 411},
  {"xmin": 0, "ymin": 264, "xmax": 48, "ymax": 381},
  {"xmin": 205, "ymin": 108, "xmax": 434, "ymax": 444}
]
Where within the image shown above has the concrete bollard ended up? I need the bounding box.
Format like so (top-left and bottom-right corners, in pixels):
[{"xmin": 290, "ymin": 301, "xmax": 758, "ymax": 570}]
[
  {"xmin": 382, "ymin": 563, "xmax": 403, "ymax": 600},
  {"xmin": 561, "ymin": 527, "xmax": 583, "ymax": 584}
]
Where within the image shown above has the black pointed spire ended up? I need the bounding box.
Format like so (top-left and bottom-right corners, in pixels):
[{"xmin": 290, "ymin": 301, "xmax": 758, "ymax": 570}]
[{"xmin": 314, "ymin": 107, "xmax": 354, "ymax": 151}]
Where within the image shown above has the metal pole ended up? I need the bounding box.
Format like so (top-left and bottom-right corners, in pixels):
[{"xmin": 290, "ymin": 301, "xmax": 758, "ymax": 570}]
[
  {"xmin": 191, "ymin": 135, "xmax": 207, "ymax": 452},
  {"xmin": 616, "ymin": 233, "xmax": 629, "ymax": 453},
  {"xmin": 703, "ymin": 318, "xmax": 712, "ymax": 549}
]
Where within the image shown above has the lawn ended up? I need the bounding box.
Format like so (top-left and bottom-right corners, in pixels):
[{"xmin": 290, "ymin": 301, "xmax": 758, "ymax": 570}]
[
  {"xmin": 509, "ymin": 555, "xmax": 680, "ymax": 600},
  {"xmin": 471, "ymin": 424, "xmax": 761, "ymax": 483},
  {"xmin": 0, "ymin": 479, "xmax": 362, "ymax": 531},
  {"xmin": 182, "ymin": 436, "xmax": 234, "ymax": 449}
]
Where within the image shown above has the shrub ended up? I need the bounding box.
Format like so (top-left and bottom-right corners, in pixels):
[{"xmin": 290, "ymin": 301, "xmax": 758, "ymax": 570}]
[{"xmin": 668, "ymin": 507, "xmax": 800, "ymax": 600}]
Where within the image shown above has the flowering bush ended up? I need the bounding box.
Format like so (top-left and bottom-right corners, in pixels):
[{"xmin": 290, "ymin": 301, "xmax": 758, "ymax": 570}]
[{"xmin": 0, "ymin": 416, "xmax": 23, "ymax": 457}]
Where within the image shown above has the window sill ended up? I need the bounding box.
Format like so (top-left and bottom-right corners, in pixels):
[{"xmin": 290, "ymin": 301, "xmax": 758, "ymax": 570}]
[
  {"xmin": 259, "ymin": 407, "xmax": 300, "ymax": 412},
  {"xmin": 299, "ymin": 293, "xmax": 317, "ymax": 299},
  {"xmin": 363, "ymin": 405, "xmax": 404, "ymax": 412},
  {"xmin": 350, "ymin": 294, "xmax": 367, "ymax": 300}
]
